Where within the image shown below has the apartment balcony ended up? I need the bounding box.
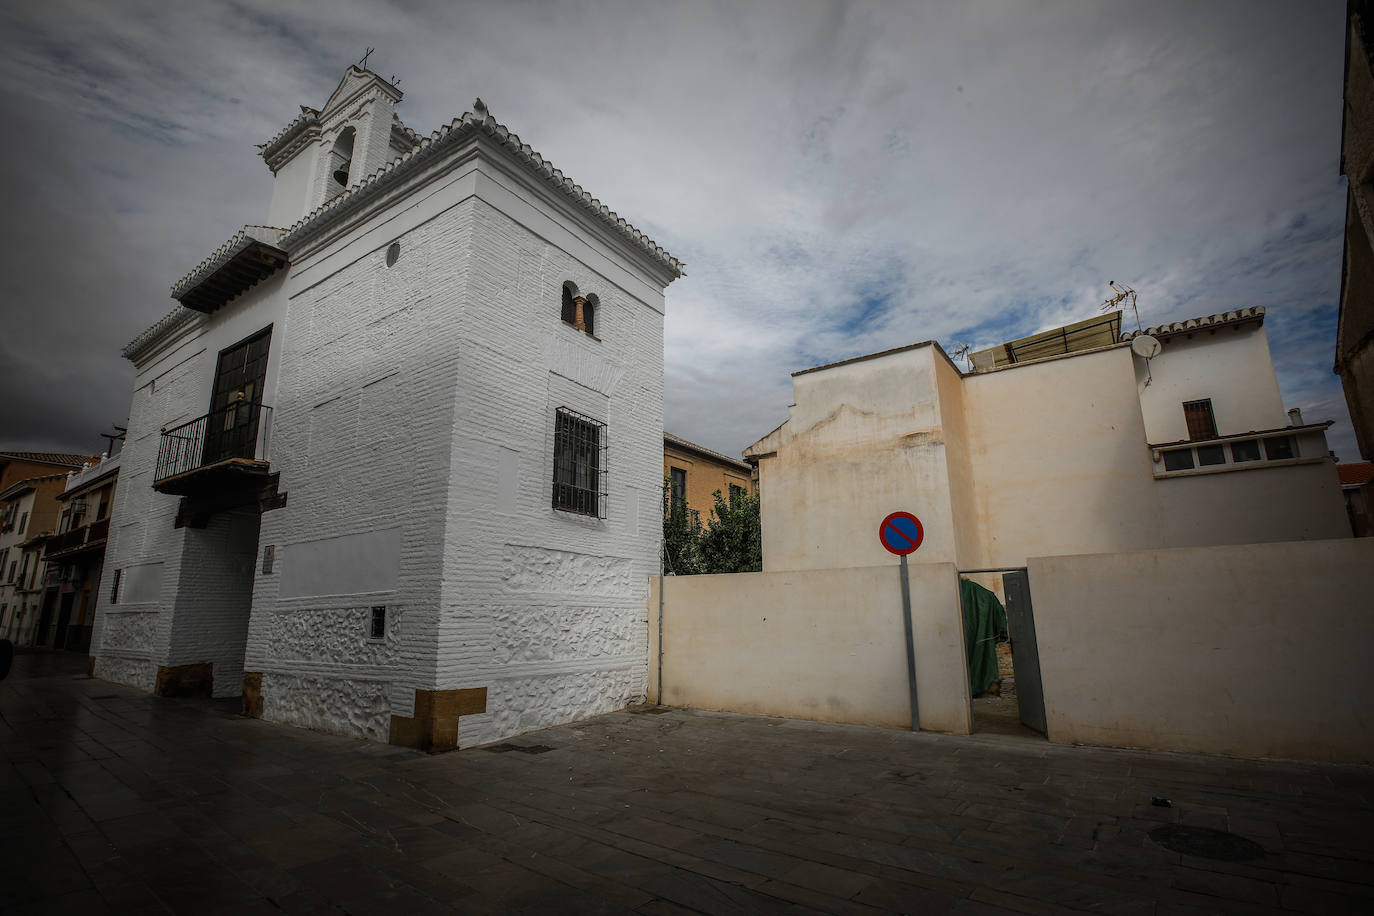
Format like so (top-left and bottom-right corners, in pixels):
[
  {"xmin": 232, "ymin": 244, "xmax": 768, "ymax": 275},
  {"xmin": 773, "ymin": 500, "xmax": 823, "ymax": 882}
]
[
  {"xmin": 45, "ymin": 517, "xmax": 110, "ymax": 561},
  {"xmin": 153, "ymin": 402, "xmax": 286, "ymax": 527}
]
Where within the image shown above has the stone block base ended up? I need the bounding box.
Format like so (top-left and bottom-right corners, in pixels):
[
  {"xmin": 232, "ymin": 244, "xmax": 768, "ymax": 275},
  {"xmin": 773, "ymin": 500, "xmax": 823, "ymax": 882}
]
[
  {"xmin": 154, "ymin": 662, "xmax": 214, "ymax": 698},
  {"xmin": 388, "ymin": 687, "xmax": 487, "ymax": 753},
  {"xmin": 241, "ymin": 672, "xmax": 263, "ymax": 718}
]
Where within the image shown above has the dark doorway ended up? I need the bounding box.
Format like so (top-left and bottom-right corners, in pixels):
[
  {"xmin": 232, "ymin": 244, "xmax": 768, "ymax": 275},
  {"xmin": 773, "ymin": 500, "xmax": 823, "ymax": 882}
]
[
  {"xmin": 35, "ymin": 591, "xmax": 57, "ymax": 648},
  {"xmin": 960, "ymin": 567, "xmax": 1047, "ymax": 739},
  {"xmin": 204, "ymin": 327, "xmax": 271, "ymax": 466},
  {"xmin": 54, "ymin": 593, "xmax": 75, "ymax": 651}
]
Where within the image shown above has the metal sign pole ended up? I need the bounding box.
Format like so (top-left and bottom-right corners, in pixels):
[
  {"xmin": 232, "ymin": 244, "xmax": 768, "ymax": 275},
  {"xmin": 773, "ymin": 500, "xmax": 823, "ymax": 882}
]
[{"xmin": 900, "ymin": 553, "xmax": 919, "ymax": 731}]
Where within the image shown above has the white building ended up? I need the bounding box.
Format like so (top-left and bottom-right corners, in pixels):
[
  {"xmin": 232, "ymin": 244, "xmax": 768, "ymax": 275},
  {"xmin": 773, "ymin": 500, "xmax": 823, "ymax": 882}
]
[
  {"xmin": 743, "ymin": 307, "xmax": 1348, "ymax": 572},
  {"xmin": 92, "ymin": 67, "xmax": 682, "ymax": 751}
]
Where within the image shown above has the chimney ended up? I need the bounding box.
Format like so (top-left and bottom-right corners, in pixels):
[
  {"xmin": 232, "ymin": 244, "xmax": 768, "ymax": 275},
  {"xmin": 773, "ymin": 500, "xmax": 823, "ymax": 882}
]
[{"xmin": 1287, "ymin": 407, "xmax": 1303, "ymax": 427}]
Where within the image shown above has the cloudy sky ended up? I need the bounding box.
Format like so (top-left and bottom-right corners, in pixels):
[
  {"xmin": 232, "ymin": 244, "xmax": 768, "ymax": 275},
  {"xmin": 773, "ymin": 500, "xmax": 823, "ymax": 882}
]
[{"xmin": 0, "ymin": 0, "xmax": 1356, "ymax": 460}]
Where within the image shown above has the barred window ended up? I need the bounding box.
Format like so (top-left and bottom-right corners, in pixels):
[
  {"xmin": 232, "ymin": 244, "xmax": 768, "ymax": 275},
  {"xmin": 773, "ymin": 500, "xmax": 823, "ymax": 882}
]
[
  {"xmin": 552, "ymin": 407, "xmax": 607, "ymax": 518},
  {"xmin": 1182, "ymin": 399, "xmax": 1217, "ymax": 441}
]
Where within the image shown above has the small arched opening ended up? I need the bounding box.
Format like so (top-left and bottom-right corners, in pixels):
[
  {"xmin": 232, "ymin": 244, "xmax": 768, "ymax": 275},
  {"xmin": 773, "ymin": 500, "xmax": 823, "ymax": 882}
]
[
  {"xmin": 583, "ymin": 294, "xmax": 598, "ymax": 337},
  {"xmin": 561, "ymin": 281, "xmax": 579, "ymax": 325},
  {"xmin": 329, "ymin": 127, "xmax": 356, "ymax": 192}
]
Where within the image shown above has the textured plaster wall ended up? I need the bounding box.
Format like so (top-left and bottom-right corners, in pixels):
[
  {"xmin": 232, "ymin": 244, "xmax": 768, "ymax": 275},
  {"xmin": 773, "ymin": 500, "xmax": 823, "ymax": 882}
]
[
  {"xmin": 1029, "ymin": 538, "xmax": 1374, "ymax": 763},
  {"xmin": 93, "ymin": 274, "xmax": 288, "ymax": 690},
  {"xmin": 98, "ymin": 121, "xmax": 672, "ymax": 747},
  {"xmin": 435, "ymin": 177, "xmax": 665, "ymax": 748},
  {"xmin": 261, "ymin": 672, "xmax": 392, "ymax": 741},
  {"xmin": 245, "ymin": 180, "xmax": 470, "ymax": 734}
]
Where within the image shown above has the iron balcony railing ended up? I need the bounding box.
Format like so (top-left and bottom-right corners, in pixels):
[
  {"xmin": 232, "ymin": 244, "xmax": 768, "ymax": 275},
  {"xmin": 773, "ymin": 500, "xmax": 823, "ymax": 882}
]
[
  {"xmin": 46, "ymin": 517, "xmax": 111, "ymax": 556},
  {"xmin": 155, "ymin": 402, "xmax": 273, "ymax": 483}
]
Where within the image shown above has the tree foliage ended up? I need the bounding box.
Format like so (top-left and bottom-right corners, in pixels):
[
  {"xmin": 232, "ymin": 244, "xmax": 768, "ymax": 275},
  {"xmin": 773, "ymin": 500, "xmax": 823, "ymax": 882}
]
[{"xmin": 661, "ymin": 479, "xmax": 761, "ymax": 575}]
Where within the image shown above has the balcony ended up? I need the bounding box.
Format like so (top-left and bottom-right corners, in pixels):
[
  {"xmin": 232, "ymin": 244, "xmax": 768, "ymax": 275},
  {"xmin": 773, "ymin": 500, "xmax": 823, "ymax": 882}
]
[
  {"xmin": 153, "ymin": 402, "xmax": 286, "ymax": 527},
  {"xmin": 154, "ymin": 402, "xmax": 274, "ymax": 495},
  {"xmin": 45, "ymin": 517, "xmax": 111, "ymax": 561}
]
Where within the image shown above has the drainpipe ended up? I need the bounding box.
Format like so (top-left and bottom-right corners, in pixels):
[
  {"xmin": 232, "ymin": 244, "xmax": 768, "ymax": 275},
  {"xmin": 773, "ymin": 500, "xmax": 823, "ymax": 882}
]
[{"xmin": 657, "ymin": 538, "xmax": 665, "ymax": 705}]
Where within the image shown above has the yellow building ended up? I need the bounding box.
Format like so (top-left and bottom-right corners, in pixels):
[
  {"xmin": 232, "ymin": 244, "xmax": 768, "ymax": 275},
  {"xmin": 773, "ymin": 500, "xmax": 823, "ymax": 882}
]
[{"xmin": 663, "ymin": 432, "xmax": 755, "ymax": 522}]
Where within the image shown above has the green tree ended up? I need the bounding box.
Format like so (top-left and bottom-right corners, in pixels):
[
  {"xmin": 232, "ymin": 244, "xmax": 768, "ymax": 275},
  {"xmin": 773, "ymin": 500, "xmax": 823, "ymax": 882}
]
[
  {"xmin": 662, "ymin": 476, "xmax": 702, "ymax": 575},
  {"xmin": 661, "ymin": 481, "xmax": 761, "ymax": 575}
]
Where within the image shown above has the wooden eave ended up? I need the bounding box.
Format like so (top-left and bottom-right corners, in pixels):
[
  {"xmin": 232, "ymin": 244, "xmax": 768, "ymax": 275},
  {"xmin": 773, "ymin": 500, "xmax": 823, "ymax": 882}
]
[{"xmin": 176, "ymin": 242, "xmax": 289, "ymax": 314}]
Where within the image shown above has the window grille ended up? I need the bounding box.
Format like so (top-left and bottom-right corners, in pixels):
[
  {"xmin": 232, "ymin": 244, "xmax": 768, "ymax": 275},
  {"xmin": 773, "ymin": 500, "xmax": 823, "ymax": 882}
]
[
  {"xmin": 1182, "ymin": 399, "xmax": 1218, "ymax": 441},
  {"xmin": 552, "ymin": 407, "xmax": 607, "ymax": 518}
]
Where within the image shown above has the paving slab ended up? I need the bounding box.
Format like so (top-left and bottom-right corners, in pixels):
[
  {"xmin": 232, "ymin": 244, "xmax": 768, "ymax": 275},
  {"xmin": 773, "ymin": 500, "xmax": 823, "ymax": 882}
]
[{"xmin": 2, "ymin": 650, "xmax": 1371, "ymax": 914}]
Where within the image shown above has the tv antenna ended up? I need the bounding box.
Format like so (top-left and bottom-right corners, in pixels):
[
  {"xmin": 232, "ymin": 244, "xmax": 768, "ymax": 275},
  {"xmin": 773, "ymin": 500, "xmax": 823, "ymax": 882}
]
[
  {"xmin": 359, "ymin": 47, "xmax": 375, "ymax": 70},
  {"xmin": 950, "ymin": 343, "xmax": 972, "ymax": 371},
  {"xmin": 1101, "ymin": 280, "xmax": 1142, "ymax": 335}
]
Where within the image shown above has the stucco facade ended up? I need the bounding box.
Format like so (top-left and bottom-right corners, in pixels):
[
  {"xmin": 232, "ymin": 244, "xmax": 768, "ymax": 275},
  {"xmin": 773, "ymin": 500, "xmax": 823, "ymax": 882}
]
[
  {"xmin": 744, "ymin": 310, "xmax": 1348, "ymax": 572},
  {"xmin": 92, "ymin": 68, "xmax": 681, "ymax": 750},
  {"xmin": 663, "ymin": 432, "xmax": 754, "ymax": 523}
]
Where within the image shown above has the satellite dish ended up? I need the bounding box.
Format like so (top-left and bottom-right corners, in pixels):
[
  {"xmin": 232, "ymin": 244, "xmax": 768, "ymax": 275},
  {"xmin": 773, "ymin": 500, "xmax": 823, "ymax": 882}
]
[{"xmin": 1131, "ymin": 335, "xmax": 1161, "ymax": 359}]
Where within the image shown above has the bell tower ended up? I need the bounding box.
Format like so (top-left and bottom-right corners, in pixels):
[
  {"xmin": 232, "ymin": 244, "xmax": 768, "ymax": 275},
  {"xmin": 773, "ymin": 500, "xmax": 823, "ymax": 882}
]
[{"xmin": 259, "ymin": 66, "xmax": 411, "ymax": 229}]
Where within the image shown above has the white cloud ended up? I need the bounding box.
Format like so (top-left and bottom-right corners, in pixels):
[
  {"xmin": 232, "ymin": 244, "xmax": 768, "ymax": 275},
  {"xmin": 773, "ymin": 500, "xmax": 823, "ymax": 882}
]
[{"xmin": 0, "ymin": 0, "xmax": 1355, "ymax": 464}]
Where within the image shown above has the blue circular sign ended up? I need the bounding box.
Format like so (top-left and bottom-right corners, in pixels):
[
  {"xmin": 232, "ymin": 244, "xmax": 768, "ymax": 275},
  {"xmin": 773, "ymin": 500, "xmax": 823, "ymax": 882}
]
[{"xmin": 879, "ymin": 511, "xmax": 925, "ymax": 556}]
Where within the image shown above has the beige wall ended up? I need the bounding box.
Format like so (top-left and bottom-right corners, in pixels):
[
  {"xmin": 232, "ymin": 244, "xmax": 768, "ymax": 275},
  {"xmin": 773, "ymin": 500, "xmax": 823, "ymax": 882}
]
[
  {"xmin": 751, "ymin": 342, "xmax": 1348, "ymax": 573},
  {"xmin": 751, "ymin": 345, "xmax": 963, "ymax": 570},
  {"xmin": 1029, "ymin": 539, "xmax": 1374, "ymax": 763},
  {"xmin": 963, "ymin": 347, "xmax": 1161, "ymax": 567},
  {"xmin": 649, "ymin": 563, "xmax": 972, "ymax": 734}
]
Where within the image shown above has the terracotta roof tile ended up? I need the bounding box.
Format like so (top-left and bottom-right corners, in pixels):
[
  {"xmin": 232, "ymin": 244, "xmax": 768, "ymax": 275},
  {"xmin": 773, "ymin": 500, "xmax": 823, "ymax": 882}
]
[
  {"xmin": 1338, "ymin": 461, "xmax": 1374, "ymax": 486},
  {"xmin": 0, "ymin": 452, "xmax": 93, "ymax": 468}
]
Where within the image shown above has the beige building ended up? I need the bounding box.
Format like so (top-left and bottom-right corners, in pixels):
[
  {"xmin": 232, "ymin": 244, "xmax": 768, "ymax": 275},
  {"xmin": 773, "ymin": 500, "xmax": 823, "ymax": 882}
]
[
  {"xmin": 663, "ymin": 432, "xmax": 754, "ymax": 522},
  {"xmin": 743, "ymin": 308, "xmax": 1346, "ymax": 572},
  {"xmin": 38, "ymin": 453, "xmax": 120, "ymax": 651},
  {"xmin": 1, "ymin": 454, "xmax": 92, "ymax": 642}
]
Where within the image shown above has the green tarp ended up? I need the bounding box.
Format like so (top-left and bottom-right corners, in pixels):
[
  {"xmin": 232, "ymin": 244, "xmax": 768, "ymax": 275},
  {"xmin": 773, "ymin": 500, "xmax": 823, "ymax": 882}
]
[{"xmin": 960, "ymin": 578, "xmax": 1008, "ymax": 698}]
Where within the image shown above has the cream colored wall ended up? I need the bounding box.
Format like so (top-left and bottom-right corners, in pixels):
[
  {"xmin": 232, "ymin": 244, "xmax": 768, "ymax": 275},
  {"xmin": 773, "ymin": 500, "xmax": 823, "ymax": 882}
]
[
  {"xmin": 1137, "ymin": 325, "xmax": 1288, "ymax": 442},
  {"xmin": 1028, "ymin": 539, "xmax": 1374, "ymax": 763},
  {"xmin": 962, "ymin": 347, "xmax": 1162, "ymax": 567},
  {"xmin": 755, "ymin": 338, "xmax": 1347, "ymax": 574},
  {"xmin": 648, "ymin": 563, "xmax": 971, "ymax": 734},
  {"xmin": 1155, "ymin": 460, "xmax": 1349, "ymax": 545},
  {"xmin": 933, "ymin": 351, "xmax": 982, "ymax": 567},
  {"xmin": 758, "ymin": 345, "xmax": 961, "ymax": 570}
]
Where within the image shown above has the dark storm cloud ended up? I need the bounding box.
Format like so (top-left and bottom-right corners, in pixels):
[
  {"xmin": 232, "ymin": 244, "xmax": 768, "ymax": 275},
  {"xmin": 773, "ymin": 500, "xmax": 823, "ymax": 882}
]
[{"xmin": 0, "ymin": 0, "xmax": 1356, "ymax": 460}]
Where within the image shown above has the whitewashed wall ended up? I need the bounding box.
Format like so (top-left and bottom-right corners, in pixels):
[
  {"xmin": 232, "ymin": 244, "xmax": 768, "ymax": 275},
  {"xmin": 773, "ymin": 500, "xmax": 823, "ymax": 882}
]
[
  {"xmin": 94, "ymin": 276, "xmax": 289, "ymax": 696},
  {"xmin": 1136, "ymin": 324, "xmax": 1289, "ymax": 442}
]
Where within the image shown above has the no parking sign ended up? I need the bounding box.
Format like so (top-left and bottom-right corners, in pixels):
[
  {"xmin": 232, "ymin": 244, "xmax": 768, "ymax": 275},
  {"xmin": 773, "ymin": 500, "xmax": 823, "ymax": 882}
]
[
  {"xmin": 879, "ymin": 511, "xmax": 923, "ymax": 732},
  {"xmin": 879, "ymin": 511, "xmax": 924, "ymax": 556}
]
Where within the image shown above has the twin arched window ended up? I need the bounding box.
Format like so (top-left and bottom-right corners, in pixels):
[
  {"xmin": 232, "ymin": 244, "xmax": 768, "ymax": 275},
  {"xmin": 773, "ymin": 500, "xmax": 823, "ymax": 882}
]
[{"xmin": 561, "ymin": 282, "xmax": 597, "ymax": 338}]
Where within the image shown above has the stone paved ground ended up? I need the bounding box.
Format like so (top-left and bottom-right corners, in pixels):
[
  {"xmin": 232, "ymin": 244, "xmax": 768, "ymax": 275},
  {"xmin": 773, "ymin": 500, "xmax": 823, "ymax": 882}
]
[{"xmin": 2, "ymin": 651, "xmax": 1372, "ymax": 915}]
